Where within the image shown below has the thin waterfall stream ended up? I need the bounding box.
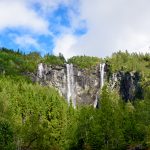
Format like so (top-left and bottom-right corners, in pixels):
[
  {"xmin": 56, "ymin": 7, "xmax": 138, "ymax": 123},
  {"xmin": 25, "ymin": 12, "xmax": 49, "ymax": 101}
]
[
  {"xmin": 94, "ymin": 63, "xmax": 105, "ymax": 108},
  {"xmin": 66, "ymin": 64, "xmax": 76, "ymax": 108},
  {"xmin": 38, "ymin": 63, "xmax": 44, "ymax": 78}
]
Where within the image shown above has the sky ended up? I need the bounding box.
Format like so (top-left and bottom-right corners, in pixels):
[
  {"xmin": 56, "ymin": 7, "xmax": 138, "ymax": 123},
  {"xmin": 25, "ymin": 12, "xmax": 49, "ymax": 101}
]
[{"xmin": 0, "ymin": 0, "xmax": 150, "ymax": 58}]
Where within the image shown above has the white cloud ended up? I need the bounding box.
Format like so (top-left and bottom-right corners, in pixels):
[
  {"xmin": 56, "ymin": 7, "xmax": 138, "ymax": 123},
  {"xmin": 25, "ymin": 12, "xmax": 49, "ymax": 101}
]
[
  {"xmin": 53, "ymin": 34, "xmax": 77, "ymax": 59},
  {"xmin": 0, "ymin": 0, "xmax": 49, "ymax": 34},
  {"xmin": 1, "ymin": 0, "xmax": 150, "ymax": 57},
  {"xmin": 14, "ymin": 34, "xmax": 48, "ymax": 54},
  {"xmin": 15, "ymin": 35, "xmax": 39, "ymax": 49},
  {"xmin": 53, "ymin": 0, "xmax": 150, "ymax": 58}
]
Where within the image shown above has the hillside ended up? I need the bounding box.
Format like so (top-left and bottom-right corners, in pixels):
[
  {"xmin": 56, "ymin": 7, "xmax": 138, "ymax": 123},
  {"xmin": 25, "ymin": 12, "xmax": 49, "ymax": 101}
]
[{"xmin": 0, "ymin": 47, "xmax": 150, "ymax": 150}]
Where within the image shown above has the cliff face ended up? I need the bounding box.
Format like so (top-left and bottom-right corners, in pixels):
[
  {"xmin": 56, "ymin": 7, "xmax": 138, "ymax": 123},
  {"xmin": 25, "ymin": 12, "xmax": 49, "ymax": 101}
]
[
  {"xmin": 36, "ymin": 63, "xmax": 101, "ymax": 106},
  {"xmin": 35, "ymin": 63, "xmax": 143, "ymax": 106},
  {"xmin": 110, "ymin": 71, "xmax": 143, "ymax": 101}
]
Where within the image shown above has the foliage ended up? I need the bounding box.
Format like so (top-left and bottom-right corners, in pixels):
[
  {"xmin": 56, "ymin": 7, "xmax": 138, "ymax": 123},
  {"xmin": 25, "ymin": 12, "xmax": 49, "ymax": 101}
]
[
  {"xmin": 0, "ymin": 76, "xmax": 68, "ymax": 149},
  {"xmin": 106, "ymin": 51, "xmax": 150, "ymax": 76},
  {"xmin": 0, "ymin": 48, "xmax": 67, "ymax": 79},
  {"xmin": 0, "ymin": 48, "xmax": 41, "ymax": 76},
  {"xmin": 68, "ymin": 56, "xmax": 101, "ymax": 69},
  {"xmin": 0, "ymin": 48, "xmax": 150, "ymax": 149},
  {"xmin": 42, "ymin": 54, "xmax": 66, "ymax": 65}
]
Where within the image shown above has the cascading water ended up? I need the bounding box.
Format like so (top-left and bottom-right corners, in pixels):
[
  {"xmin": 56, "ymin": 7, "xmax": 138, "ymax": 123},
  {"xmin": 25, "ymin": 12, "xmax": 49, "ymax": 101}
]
[
  {"xmin": 100, "ymin": 63, "xmax": 105, "ymax": 89},
  {"xmin": 38, "ymin": 63, "xmax": 44, "ymax": 78},
  {"xmin": 66, "ymin": 64, "xmax": 76, "ymax": 108},
  {"xmin": 94, "ymin": 63, "xmax": 105, "ymax": 108},
  {"xmin": 66, "ymin": 64, "xmax": 71, "ymax": 103},
  {"xmin": 94, "ymin": 95, "xmax": 98, "ymax": 108}
]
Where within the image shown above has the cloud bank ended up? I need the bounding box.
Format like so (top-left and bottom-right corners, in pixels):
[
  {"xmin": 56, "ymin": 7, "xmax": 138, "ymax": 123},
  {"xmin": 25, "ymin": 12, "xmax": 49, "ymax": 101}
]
[
  {"xmin": 0, "ymin": 0, "xmax": 150, "ymax": 58},
  {"xmin": 0, "ymin": 0, "xmax": 49, "ymax": 34},
  {"xmin": 54, "ymin": 0, "xmax": 150, "ymax": 58}
]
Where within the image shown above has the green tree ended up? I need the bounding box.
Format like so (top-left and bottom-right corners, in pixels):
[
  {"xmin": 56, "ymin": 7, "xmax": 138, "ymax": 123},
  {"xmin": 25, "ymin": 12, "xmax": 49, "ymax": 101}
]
[{"xmin": 98, "ymin": 86, "xmax": 125, "ymax": 149}]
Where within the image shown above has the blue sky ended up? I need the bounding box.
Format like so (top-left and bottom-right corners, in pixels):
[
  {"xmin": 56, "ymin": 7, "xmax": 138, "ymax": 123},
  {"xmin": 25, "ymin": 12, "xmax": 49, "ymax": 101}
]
[
  {"xmin": 0, "ymin": 0, "xmax": 150, "ymax": 58},
  {"xmin": 0, "ymin": 0, "xmax": 86, "ymax": 57}
]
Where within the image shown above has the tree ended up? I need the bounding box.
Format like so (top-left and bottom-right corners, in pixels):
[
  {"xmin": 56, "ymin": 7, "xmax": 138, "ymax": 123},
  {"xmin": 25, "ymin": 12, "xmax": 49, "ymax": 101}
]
[{"xmin": 98, "ymin": 86, "xmax": 125, "ymax": 149}]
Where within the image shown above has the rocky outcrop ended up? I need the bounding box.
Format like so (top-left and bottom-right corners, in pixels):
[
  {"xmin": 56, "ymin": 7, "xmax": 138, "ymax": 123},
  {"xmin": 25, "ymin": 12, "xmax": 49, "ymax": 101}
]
[
  {"xmin": 36, "ymin": 63, "xmax": 101, "ymax": 106},
  {"xmin": 73, "ymin": 65, "xmax": 101, "ymax": 105},
  {"xmin": 35, "ymin": 63, "xmax": 143, "ymax": 106},
  {"xmin": 109, "ymin": 71, "xmax": 143, "ymax": 102},
  {"xmin": 36, "ymin": 63, "xmax": 68, "ymax": 97}
]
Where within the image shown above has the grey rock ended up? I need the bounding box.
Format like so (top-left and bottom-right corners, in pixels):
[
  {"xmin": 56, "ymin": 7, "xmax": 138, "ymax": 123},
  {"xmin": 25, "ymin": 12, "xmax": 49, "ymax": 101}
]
[
  {"xmin": 33, "ymin": 63, "xmax": 143, "ymax": 105},
  {"xmin": 36, "ymin": 63, "xmax": 101, "ymax": 106},
  {"xmin": 109, "ymin": 71, "xmax": 143, "ymax": 101}
]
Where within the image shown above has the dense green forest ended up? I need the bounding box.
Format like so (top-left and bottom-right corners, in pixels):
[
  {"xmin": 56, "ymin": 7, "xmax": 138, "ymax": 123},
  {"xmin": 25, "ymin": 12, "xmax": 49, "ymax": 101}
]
[{"xmin": 0, "ymin": 47, "xmax": 150, "ymax": 149}]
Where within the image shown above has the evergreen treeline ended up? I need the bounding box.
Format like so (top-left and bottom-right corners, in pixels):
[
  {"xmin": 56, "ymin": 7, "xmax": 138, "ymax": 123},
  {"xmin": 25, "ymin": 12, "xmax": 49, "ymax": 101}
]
[
  {"xmin": 0, "ymin": 48, "xmax": 150, "ymax": 149},
  {"xmin": 1, "ymin": 77, "xmax": 150, "ymax": 149},
  {"xmin": 0, "ymin": 47, "xmax": 65, "ymax": 77},
  {"xmin": 68, "ymin": 56, "xmax": 101, "ymax": 69}
]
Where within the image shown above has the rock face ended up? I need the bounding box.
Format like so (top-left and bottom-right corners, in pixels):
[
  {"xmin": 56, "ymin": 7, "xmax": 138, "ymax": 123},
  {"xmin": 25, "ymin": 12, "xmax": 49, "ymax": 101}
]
[
  {"xmin": 109, "ymin": 71, "xmax": 143, "ymax": 102},
  {"xmin": 36, "ymin": 63, "xmax": 103, "ymax": 106},
  {"xmin": 35, "ymin": 63, "xmax": 143, "ymax": 106},
  {"xmin": 37, "ymin": 63, "xmax": 68, "ymax": 98},
  {"xmin": 73, "ymin": 64, "xmax": 102, "ymax": 106}
]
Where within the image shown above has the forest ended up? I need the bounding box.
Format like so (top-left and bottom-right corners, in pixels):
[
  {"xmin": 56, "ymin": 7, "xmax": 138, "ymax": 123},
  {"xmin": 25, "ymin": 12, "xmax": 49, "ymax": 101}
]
[{"xmin": 0, "ymin": 47, "xmax": 150, "ymax": 150}]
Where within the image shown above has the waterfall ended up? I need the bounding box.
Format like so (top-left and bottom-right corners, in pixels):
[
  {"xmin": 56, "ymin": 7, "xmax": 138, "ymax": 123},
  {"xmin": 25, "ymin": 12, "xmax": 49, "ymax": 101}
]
[
  {"xmin": 94, "ymin": 95, "xmax": 98, "ymax": 108},
  {"xmin": 38, "ymin": 63, "xmax": 44, "ymax": 78},
  {"xmin": 94, "ymin": 63, "xmax": 105, "ymax": 108},
  {"xmin": 100, "ymin": 63, "xmax": 105, "ymax": 89},
  {"xmin": 66, "ymin": 64, "xmax": 76, "ymax": 107},
  {"xmin": 66, "ymin": 64, "xmax": 71, "ymax": 103}
]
